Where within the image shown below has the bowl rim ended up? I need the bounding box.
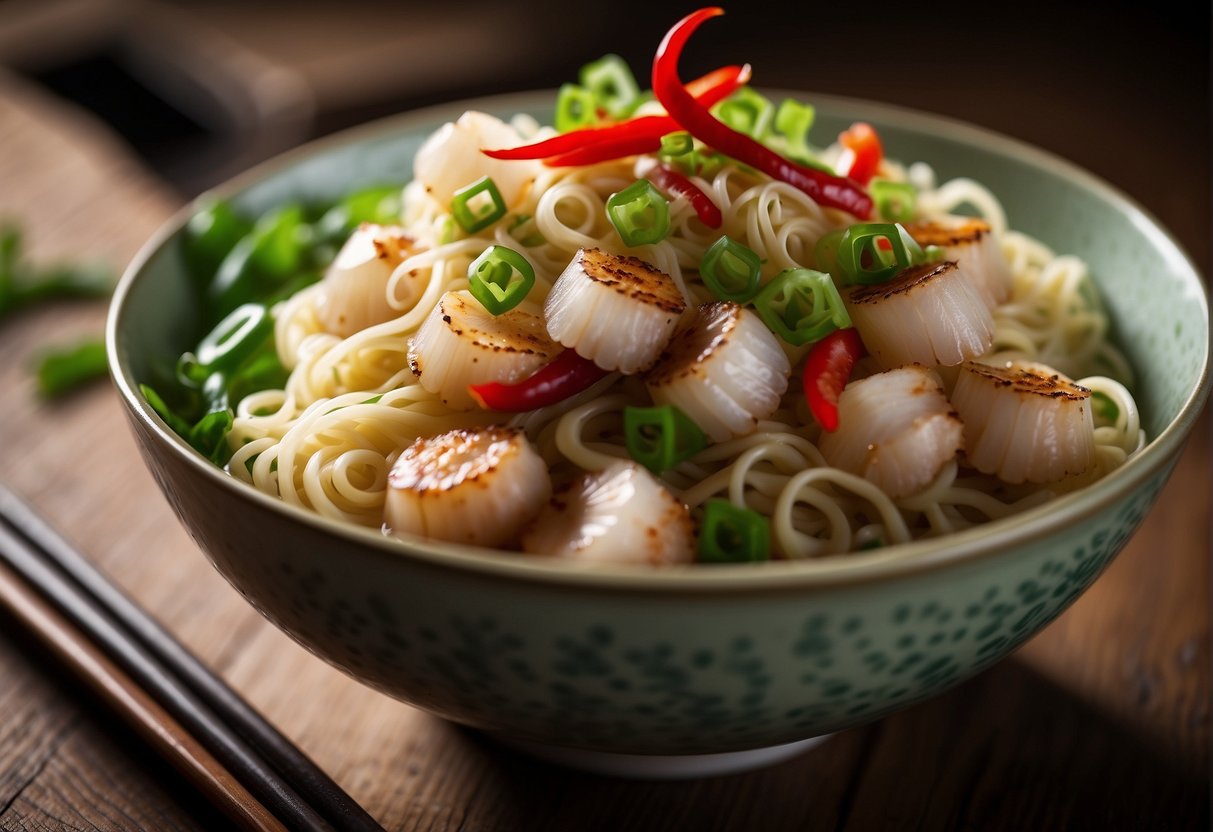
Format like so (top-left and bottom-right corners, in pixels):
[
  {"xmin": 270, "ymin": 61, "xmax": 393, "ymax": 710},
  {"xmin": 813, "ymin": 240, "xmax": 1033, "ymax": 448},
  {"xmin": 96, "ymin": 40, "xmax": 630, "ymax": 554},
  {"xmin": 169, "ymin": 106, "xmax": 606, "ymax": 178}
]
[{"xmin": 107, "ymin": 89, "xmax": 1212, "ymax": 595}]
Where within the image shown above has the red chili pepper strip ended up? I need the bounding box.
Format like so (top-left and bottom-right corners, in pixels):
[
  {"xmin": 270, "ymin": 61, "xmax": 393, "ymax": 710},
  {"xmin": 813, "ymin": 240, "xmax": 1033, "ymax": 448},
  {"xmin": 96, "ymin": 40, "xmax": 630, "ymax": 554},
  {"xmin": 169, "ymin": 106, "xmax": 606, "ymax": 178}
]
[
  {"xmin": 646, "ymin": 164, "xmax": 722, "ymax": 228},
  {"xmin": 468, "ymin": 349, "xmax": 609, "ymax": 412},
  {"xmin": 652, "ymin": 8, "xmax": 873, "ymax": 220},
  {"xmin": 838, "ymin": 122, "xmax": 883, "ymax": 186},
  {"xmin": 481, "ymin": 64, "xmax": 751, "ymax": 163},
  {"xmin": 543, "ymin": 134, "xmax": 668, "ymax": 168},
  {"xmin": 803, "ymin": 327, "xmax": 866, "ymax": 432}
]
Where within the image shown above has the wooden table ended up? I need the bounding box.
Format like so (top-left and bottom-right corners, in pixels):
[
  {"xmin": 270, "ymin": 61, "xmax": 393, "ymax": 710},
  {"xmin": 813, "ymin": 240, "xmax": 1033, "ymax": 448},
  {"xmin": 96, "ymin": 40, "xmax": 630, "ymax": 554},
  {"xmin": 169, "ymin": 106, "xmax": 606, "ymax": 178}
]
[{"xmin": 0, "ymin": 29, "xmax": 1208, "ymax": 829}]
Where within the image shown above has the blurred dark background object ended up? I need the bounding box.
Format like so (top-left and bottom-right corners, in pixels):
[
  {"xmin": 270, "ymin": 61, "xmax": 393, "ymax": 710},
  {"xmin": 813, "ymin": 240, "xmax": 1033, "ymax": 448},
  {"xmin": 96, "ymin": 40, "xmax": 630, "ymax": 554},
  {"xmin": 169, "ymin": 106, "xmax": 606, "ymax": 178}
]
[{"xmin": 0, "ymin": 0, "xmax": 1208, "ymax": 265}]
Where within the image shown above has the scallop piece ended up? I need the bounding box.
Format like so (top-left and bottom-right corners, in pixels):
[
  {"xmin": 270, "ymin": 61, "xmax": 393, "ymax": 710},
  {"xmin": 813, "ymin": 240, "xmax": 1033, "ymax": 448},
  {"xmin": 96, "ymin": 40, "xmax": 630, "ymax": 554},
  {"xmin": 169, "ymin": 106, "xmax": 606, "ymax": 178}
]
[
  {"xmin": 903, "ymin": 218, "xmax": 1012, "ymax": 308},
  {"xmin": 644, "ymin": 301, "xmax": 791, "ymax": 442},
  {"xmin": 819, "ymin": 365, "xmax": 963, "ymax": 498},
  {"xmin": 521, "ymin": 461, "xmax": 694, "ymax": 565},
  {"xmin": 408, "ymin": 290, "xmax": 561, "ymax": 410},
  {"xmin": 314, "ymin": 224, "xmax": 418, "ymax": 337},
  {"xmin": 845, "ymin": 260, "xmax": 994, "ymax": 369},
  {"xmin": 413, "ymin": 110, "xmax": 542, "ymax": 208},
  {"xmin": 951, "ymin": 361, "xmax": 1095, "ymax": 484},
  {"xmin": 386, "ymin": 427, "xmax": 551, "ymax": 548},
  {"xmin": 544, "ymin": 248, "xmax": 686, "ymax": 374}
]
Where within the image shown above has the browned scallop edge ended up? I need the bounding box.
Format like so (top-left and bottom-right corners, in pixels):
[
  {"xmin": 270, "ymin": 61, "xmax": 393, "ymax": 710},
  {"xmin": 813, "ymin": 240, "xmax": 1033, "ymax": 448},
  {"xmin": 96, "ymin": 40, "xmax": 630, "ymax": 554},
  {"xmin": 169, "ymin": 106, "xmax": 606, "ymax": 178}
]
[
  {"xmin": 442, "ymin": 295, "xmax": 558, "ymax": 355},
  {"xmin": 903, "ymin": 219, "xmax": 991, "ymax": 248},
  {"xmin": 961, "ymin": 361, "xmax": 1092, "ymax": 400},
  {"xmin": 846, "ymin": 260, "xmax": 960, "ymax": 303},
  {"xmin": 644, "ymin": 301, "xmax": 740, "ymax": 386},
  {"xmin": 578, "ymin": 247, "xmax": 686, "ymax": 313},
  {"xmin": 389, "ymin": 426, "xmax": 523, "ymax": 493}
]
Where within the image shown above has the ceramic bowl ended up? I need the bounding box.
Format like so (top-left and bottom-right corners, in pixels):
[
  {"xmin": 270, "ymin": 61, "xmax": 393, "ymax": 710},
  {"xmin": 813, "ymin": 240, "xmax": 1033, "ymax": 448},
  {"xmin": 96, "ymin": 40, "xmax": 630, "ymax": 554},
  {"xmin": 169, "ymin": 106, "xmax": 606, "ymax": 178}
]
[{"xmin": 107, "ymin": 91, "xmax": 1210, "ymax": 777}]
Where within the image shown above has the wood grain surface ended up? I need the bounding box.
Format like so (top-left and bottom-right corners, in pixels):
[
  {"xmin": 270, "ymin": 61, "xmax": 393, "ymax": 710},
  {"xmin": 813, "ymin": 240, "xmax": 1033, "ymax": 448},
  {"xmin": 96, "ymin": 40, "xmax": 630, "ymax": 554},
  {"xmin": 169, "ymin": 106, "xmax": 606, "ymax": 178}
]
[{"xmin": 0, "ymin": 32, "xmax": 1208, "ymax": 831}]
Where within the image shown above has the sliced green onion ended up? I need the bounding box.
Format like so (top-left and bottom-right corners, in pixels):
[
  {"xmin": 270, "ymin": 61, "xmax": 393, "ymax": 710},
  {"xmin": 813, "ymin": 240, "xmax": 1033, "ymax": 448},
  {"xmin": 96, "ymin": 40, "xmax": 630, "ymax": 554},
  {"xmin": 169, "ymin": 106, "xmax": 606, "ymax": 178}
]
[
  {"xmin": 554, "ymin": 84, "xmax": 598, "ymax": 132},
  {"xmin": 768, "ymin": 98, "xmax": 816, "ymax": 163},
  {"xmin": 579, "ymin": 54, "xmax": 640, "ymax": 119},
  {"xmin": 508, "ymin": 215, "xmax": 546, "ymax": 248},
  {"xmin": 753, "ymin": 268, "xmax": 850, "ymax": 346},
  {"xmin": 450, "ymin": 176, "xmax": 507, "ymax": 234},
  {"xmin": 699, "ymin": 499, "xmax": 770, "ymax": 563},
  {"xmin": 836, "ymin": 223, "xmax": 909, "ymax": 285},
  {"xmin": 870, "ymin": 180, "xmax": 917, "ymax": 223},
  {"xmin": 34, "ymin": 340, "xmax": 108, "ymax": 399},
  {"xmin": 467, "ymin": 245, "xmax": 535, "ymax": 315},
  {"xmin": 196, "ymin": 303, "xmax": 272, "ymax": 373},
  {"xmin": 659, "ymin": 131, "xmax": 694, "ymax": 157},
  {"xmin": 713, "ymin": 87, "xmax": 774, "ymax": 139},
  {"xmin": 606, "ymin": 179, "xmax": 671, "ymax": 247},
  {"xmin": 700, "ymin": 236, "xmax": 762, "ymax": 303},
  {"xmin": 624, "ymin": 404, "xmax": 708, "ymax": 473}
]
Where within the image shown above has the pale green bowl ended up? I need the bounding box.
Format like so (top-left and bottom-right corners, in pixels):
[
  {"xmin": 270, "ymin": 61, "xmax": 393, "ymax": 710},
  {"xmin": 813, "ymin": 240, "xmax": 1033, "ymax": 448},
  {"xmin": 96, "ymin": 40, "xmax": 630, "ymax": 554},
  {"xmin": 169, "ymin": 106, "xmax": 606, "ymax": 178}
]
[{"xmin": 107, "ymin": 92, "xmax": 1210, "ymax": 777}]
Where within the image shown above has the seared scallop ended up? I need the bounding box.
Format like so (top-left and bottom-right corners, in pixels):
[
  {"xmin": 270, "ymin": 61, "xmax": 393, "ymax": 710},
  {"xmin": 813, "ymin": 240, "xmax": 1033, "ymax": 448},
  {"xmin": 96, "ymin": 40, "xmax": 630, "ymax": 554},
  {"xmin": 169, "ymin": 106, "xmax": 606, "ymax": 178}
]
[
  {"xmin": 315, "ymin": 224, "xmax": 418, "ymax": 337},
  {"xmin": 845, "ymin": 260, "xmax": 993, "ymax": 369},
  {"xmin": 903, "ymin": 218, "xmax": 1012, "ymax": 309},
  {"xmin": 413, "ymin": 110, "xmax": 542, "ymax": 209},
  {"xmin": 521, "ymin": 461, "xmax": 695, "ymax": 565},
  {"xmin": 385, "ymin": 426, "xmax": 551, "ymax": 547},
  {"xmin": 819, "ymin": 365, "xmax": 963, "ymax": 498},
  {"xmin": 950, "ymin": 361, "xmax": 1095, "ymax": 484},
  {"xmin": 645, "ymin": 301, "xmax": 791, "ymax": 443},
  {"xmin": 408, "ymin": 290, "xmax": 561, "ymax": 410},
  {"xmin": 544, "ymin": 247, "xmax": 686, "ymax": 373}
]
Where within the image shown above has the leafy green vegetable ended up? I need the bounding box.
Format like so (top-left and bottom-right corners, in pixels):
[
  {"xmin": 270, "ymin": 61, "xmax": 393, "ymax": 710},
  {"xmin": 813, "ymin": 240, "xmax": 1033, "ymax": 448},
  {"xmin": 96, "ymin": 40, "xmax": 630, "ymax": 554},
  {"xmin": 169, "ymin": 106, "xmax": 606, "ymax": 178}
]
[
  {"xmin": 35, "ymin": 340, "xmax": 108, "ymax": 398},
  {"xmin": 0, "ymin": 221, "xmax": 113, "ymax": 320}
]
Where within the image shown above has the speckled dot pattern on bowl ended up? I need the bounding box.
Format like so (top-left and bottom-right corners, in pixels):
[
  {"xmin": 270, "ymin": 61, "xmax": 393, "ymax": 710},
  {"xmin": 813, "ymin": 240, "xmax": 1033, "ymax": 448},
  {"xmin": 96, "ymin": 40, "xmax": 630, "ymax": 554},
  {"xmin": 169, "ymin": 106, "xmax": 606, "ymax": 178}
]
[{"xmin": 110, "ymin": 91, "xmax": 1209, "ymax": 764}]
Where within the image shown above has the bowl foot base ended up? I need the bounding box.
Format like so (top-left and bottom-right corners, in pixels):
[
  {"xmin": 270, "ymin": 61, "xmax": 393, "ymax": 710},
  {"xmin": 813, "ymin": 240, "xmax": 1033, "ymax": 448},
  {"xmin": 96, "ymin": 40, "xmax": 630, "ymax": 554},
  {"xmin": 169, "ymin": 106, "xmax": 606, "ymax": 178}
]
[{"xmin": 489, "ymin": 733, "xmax": 832, "ymax": 779}]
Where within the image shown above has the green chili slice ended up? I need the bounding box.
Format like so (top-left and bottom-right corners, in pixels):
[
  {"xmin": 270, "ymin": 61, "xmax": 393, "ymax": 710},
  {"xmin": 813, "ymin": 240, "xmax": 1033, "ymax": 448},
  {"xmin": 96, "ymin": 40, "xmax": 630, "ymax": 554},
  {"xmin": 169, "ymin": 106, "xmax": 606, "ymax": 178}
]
[
  {"xmin": 606, "ymin": 179, "xmax": 671, "ymax": 247},
  {"xmin": 467, "ymin": 245, "xmax": 535, "ymax": 314},
  {"xmin": 554, "ymin": 84, "xmax": 598, "ymax": 132},
  {"xmin": 580, "ymin": 54, "xmax": 641, "ymax": 119},
  {"xmin": 196, "ymin": 303, "xmax": 273, "ymax": 374},
  {"xmin": 624, "ymin": 404, "xmax": 708, "ymax": 474},
  {"xmin": 870, "ymin": 180, "xmax": 917, "ymax": 223},
  {"xmin": 768, "ymin": 98, "xmax": 816, "ymax": 163},
  {"xmin": 713, "ymin": 87, "xmax": 774, "ymax": 139},
  {"xmin": 753, "ymin": 268, "xmax": 850, "ymax": 346},
  {"xmin": 700, "ymin": 236, "xmax": 762, "ymax": 303},
  {"xmin": 450, "ymin": 176, "xmax": 508, "ymax": 233},
  {"xmin": 699, "ymin": 499, "xmax": 770, "ymax": 563}
]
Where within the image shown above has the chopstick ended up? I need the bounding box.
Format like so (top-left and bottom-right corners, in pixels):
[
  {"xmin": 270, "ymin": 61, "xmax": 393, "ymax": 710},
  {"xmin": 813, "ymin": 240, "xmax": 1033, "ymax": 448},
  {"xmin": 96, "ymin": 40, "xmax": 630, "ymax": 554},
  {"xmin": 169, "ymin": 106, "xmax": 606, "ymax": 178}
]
[
  {"xmin": 0, "ymin": 555, "xmax": 287, "ymax": 832},
  {"xmin": 0, "ymin": 485, "xmax": 385, "ymax": 832}
]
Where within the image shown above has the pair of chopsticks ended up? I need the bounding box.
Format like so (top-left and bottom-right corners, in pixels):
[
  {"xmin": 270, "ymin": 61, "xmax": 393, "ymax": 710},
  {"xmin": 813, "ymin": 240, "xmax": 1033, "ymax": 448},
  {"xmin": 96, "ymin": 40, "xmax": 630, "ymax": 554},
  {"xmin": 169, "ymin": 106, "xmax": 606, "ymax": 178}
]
[{"xmin": 0, "ymin": 485, "xmax": 384, "ymax": 832}]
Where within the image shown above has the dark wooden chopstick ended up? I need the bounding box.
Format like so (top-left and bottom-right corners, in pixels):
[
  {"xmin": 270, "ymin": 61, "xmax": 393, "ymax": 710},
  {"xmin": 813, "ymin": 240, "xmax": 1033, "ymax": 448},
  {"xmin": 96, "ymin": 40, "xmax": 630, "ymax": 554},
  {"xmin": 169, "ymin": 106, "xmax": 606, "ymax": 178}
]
[
  {"xmin": 0, "ymin": 555, "xmax": 287, "ymax": 832},
  {"xmin": 0, "ymin": 485, "xmax": 384, "ymax": 832}
]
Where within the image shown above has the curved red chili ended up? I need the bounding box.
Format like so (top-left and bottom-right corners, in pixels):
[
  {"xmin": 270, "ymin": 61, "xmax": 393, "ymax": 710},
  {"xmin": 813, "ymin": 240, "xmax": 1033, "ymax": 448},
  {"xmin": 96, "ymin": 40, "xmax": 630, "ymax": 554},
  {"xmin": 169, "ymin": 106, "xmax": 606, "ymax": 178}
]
[
  {"xmin": 646, "ymin": 164, "xmax": 722, "ymax": 228},
  {"xmin": 652, "ymin": 8, "xmax": 873, "ymax": 219},
  {"xmin": 803, "ymin": 327, "xmax": 866, "ymax": 432},
  {"xmin": 481, "ymin": 64, "xmax": 751, "ymax": 164},
  {"xmin": 468, "ymin": 349, "xmax": 609, "ymax": 412}
]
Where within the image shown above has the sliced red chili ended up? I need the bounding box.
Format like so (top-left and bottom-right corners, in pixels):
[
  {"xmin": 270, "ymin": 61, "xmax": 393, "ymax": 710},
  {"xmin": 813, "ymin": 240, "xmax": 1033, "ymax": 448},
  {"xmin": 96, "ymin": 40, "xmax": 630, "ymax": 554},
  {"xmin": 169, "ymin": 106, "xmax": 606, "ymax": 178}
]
[
  {"xmin": 803, "ymin": 327, "xmax": 866, "ymax": 432},
  {"xmin": 481, "ymin": 63, "xmax": 751, "ymax": 164},
  {"xmin": 468, "ymin": 349, "xmax": 609, "ymax": 412},
  {"xmin": 543, "ymin": 133, "xmax": 669, "ymax": 168},
  {"xmin": 651, "ymin": 8, "xmax": 873, "ymax": 219},
  {"xmin": 838, "ymin": 122, "xmax": 883, "ymax": 186},
  {"xmin": 645, "ymin": 163, "xmax": 722, "ymax": 228}
]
